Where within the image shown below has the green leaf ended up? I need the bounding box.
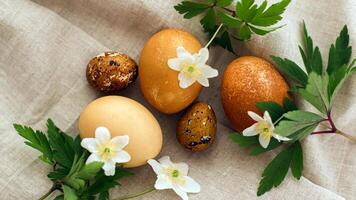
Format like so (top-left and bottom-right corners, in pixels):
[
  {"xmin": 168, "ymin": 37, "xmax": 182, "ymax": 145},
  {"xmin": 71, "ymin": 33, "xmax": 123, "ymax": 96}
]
[
  {"xmin": 98, "ymin": 191, "xmax": 109, "ymax": 200},
  {"xmin": 283, "ymin": 110, "xmax": 324, "ymax": 122},
  {"xmin": 298, "ymin": 72, "xmax": 329, "ymax": 114},
  {"xmin": 257, "ymin": 143, "xmax": 292, "ymax": 196},
  {"xmin": 63, "ymin": 185, "xmax": 78, "ymax": 200},
  {"xmin": 300, "ymin": 23, "xmax": 323, "ymax": 74},
  {"xmin": 251, "ymin": 0, "xmax": 290, "ymax": 27},
  {"xmin": 13, "ymin": 124, "xmax": 53, "ymax": 164},
  {"xmin": 249, "ymin": 24, "xmax": 283, "ymax": 36},
  {"xmin": 288, "ymin": 123, "xmax": 319, "ymax": 141},
  {"xmin": 54, "ymin": 195, "xmax": 64, "ymax": 200},
  {"xmin": 229, "ymin": 133, "xmax": 258, "ymax": 148},
  {"xmin": 327, "ymin": 25, "xmax": 352, "ymax": 74},
  {"xmin": 256, "ymin": 101, "xmax": 284, "ymax": 122},
  {"xmin": 271, "ymin": 56, "xmax": 308, "ymax": 86},
  {"xmin": 88, "ymin": 168, "xmax": 134, "ymax": 195},
  {"xmin": 236, "ymin": 0, "xmax": 255, "ymax": 21},
  {"xmin": 47, "ymin": 119, "xmax": 75, "ymax": 169},
  {"xmin": 237, "ymin": 24, "xmax": 252, "ymax": 40},
  {"xmin": 283, "ymin": 98, "xmax": 297, "ymax": 111},
  {"xmin": 48, "ymin": 167, "xmax": 70, "ymax": 180},
  {"xmin": 217, "ymin": 12, "xmax": 242, "ymax": 28},
  {"xmin": 250, "ymin": 139, "xmax": 281, "ymax": 156},
  {"xmin": 200, "ymin": 8, "xmax": 216, "ymax": 31},
  {"xmin": 216, "ymin": 0, "xmax": 233, "ymax": 7},
  {"xmin": 77, "ymin": 162, "xmax": 104, "ymax": 181},
  {"xmin": 290, "ymin": 141, "xmax": 303, "ymax": 179},
  {"xmin": 174, "ymin": 1, "xmax": 210, "ymax": 19}
]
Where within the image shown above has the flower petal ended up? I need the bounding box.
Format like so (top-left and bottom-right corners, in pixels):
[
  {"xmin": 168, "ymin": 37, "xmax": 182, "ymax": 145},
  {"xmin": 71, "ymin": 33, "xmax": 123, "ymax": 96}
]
[
  {"xmin": 147, "ymin": 159, "xmax": 163, "ymax": 175},
  {"xmin": 86, "ymin": 153, "xmax": 101, "ymax": 164},
  {"xmin": 81, "ymin": 138, "xmax": 98, "ymax": 153},
  {"xmin": 172, "ymin": 185, "xmax": 189, "ymax": 200},
  {"xmin": 154, "ymin": 174, "xmax": 173, "ymax": 190},
  {"xmin": 158, "ymin": 156, "xmax": 173, "ymax": 167},
  {"xmin": 168, "ymin": 58, "xmax": 182, "ymax": 71},
  {"xmin": 259, "ymin": 134, "xmax": 271, "ymax": 149},
  {"xmin": 178, "ymin": 73, "xmax": 195, "ymax": 89},
  {"xmin": 242, "ymin": 124, "xmax": 259, "ymax": 136},
  {"xmin": 111, "ymin": 135, "xmax": 129, "ymax": 149},
  {"xmin": 263, "ymin": 111, "xmax": 273, "ymax": 125},
  {"xmin": 179, "ymin": 176, "xmax": 201, "ymax": 193},
  {"xmin": 95, "ymin": 127, "xmax": 111, "ymax": 143},
  {"xmin": 273, "ymin": 134, "xmax": 291, "ymax": 142},
  {"xmin": 175, "ymin": 162, "xmax": 189, "ymax": 176},
  {"xmin": 197, "ymin": 77, "xmax": 209, "ymax": 87},
  {"xmin": 200, "ymin": 65, "xmax": 218, "ymax": 78},
  {"xmin": 111, "ymin": 150, "xmax": 131, "ymax": 163},
  {"xmin": 247, "ymin": 111, "xmax": 264, "ymax": 122},
  {"xmin": 177, "ymin": 46, "xmax": 191, "ymax": 58},
  {"xmin": 196, "ymin": 48, "xmax": 209, "ymax": 63},
  {"xmin": 103, "ymin": 160, "xmax": 116, "ymax": 176}
]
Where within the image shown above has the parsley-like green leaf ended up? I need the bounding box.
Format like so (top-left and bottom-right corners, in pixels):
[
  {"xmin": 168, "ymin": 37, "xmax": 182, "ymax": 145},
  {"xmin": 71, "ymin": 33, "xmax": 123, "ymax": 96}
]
[
  {"xmin": 174, "ymin": 1, "xmax": 210, "ymax": 19},
  {"xmin": 327, "ymin": 25, "xmax": 352, "ymax": 74},
  {"xmin": 63, "ymin": 185, "xmax": 79, "ymax": 200},
  {"xmin": 257, "ymin": 141, "xmax": 303, "ymax": 196},
  {"xmin": 251, "ymin": 0, "xmax": 290, "ymax": 26},
  {"xmin": 290, "ymin": 141, "xmax": 303, "ymax": 179},
  {"xmin": 200, "ymin": 8, "xmax": 216, "ymax": 31},
  {"xmin": 271, "ymin": 56, "xmax": 308, "ymax": 86},
  {"xmin": 217, "ymin": 11, "xmax": 241, "ymax": 28},
  {"xmin": 47, "ymin": 119, "xmax": 76, "ymax": 169},
  {"xmin": 77, "ymin": 162, "xmax": 104, "ymax": 181},
  {"xmin": 13, "ymin": 124, "xmax": 54, "ymax": 164},
  {"xmin": 216, "ymin": 0, "xmax": 234, "ymax": 7},
  {"xmin": 48, "ymin": 167, "xmax": 70, "ymax": 180}
]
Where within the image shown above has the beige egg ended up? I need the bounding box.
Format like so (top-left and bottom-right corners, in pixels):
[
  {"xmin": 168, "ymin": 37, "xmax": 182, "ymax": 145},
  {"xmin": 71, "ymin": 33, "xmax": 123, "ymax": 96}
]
[
  {"xmin": 79, "ymin": 96, "xmax": 163, "ymax": 168},
  {"xmin": 177, "ymin": 102, "xmax": 217, "ymax": 152},
  {"xmin": 139, "ymin": 28, "xmax": 202, "ymax": 114}
]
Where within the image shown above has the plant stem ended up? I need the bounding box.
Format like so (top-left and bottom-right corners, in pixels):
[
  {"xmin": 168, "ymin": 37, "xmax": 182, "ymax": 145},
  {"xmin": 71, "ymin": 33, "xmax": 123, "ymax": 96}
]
[
  {"xmin": 205, "ymin": 23, "xmax": 224, "ymax": 49},
  {"xmin": 222, "ymin": 7, "xmax": 236, "ymax": 16},
  {"xmin": 114, "ymin": 188, "xmax": 156, "ymax": 200},
  {"xmin": 311, "ymin": 112, "xmax": 356, "ymax": 143},
  {"xmin": 38, "ymin": 185, "xmax": 56, "ymax": 200}
]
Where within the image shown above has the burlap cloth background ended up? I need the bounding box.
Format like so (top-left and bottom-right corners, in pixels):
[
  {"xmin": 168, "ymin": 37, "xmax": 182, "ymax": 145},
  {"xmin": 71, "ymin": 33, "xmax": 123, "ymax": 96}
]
[{"xmin": 1, "ymin": 0, "xmax": 355, "ymax": 199}]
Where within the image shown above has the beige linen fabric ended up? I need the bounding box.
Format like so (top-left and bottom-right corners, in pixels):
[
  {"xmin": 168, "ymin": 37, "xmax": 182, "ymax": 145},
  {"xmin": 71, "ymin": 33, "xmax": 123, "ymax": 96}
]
[{"xmin": 0, "ymin": 0, "xmax": 355, "ymax": 199}]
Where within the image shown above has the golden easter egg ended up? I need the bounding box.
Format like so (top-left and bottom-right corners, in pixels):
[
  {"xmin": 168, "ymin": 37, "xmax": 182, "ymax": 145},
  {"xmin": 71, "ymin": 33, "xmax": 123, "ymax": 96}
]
[
  {"xmin": 139, "ymin": 28, "xmax": 203, "ymax": 114},
  {"xmin": 221, "ymin": 56, "xmax": 289, "ymax": 131},
  {"xmin": 79, "ymin": 96, "xmax": 163, "ymax": 168}
]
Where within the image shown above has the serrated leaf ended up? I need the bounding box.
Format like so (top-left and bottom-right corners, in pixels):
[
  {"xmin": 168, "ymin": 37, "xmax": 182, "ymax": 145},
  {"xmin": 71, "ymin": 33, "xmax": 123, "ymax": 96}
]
[
  {"xmin": 249, "ymin": 24, "xmax": 283, "ymax": 35},
  {"xmin": 217, "ymin": 11, "xmax": 241, "ymax": 28},
  {"xmin": 48, "ymin": 167, "xmax": 70, "ymax": 180},
  {"xmin": 47, "ymin": 119, "xmax": 75, "ymax": 169},
  {"xmin": 229, "ymin": 133, "xmax": 258, "ymax": 147},
  {"xmin": 236, "ymin": 0, "xmax": 255, "ymax": 21},
  {"xmin": 256, "ymin": 101, "xmax": 284, "ymax": 122},
  {"xmin": 200, "ymin": 8, "xmax": 216, "ymax": 31},
  {"xmin": 237, "ymin": 24, "xmax": 252, "ymax": 40},
  {"xmin": 257, "ymin": 144, "xmax": 292, "ymax": 196},
  {"xmin": 77, "ymin": 162, "xmax": 104, "ymax": 181},
  {"xmin": 251, "ymin": 0, "xmax": 291, "ymax": 27},
  {"xmin": 271, "ymin": 56, "xmax": 308, "ymax": 86},
  {"xmin": 13, "ymin": 124, "xmax": 53, "ymax": 164},
  {"xmin": 327, "ymin": 25, "xmax": 352, "ymax": 74},
  {"xmin": 216, "ymin": 0, "xmax": 233, "ymax": 7},
  {"xmin": 63, "ymin": 185, "xmax": 78, "ymax": 200},
  {"xmin": 290, "ymin": 141, "xmax": 303, "ymax": 179},
  {"xmin": 174, "ymin": 1, "xmax": 210, "ymax": 19}
]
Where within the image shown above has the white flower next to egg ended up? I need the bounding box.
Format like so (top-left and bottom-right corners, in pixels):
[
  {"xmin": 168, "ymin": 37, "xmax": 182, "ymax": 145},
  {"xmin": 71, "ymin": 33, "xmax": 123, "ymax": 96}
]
[
  {"xmin": 243, "ymin": 111, "xmax": 290, "ymax": 148},
  {"xmin": 148, "ymin": 156, "xmax": 201, "ymax": 200},
  {"xmin": 168, "ymin": 46, "xmax": 218, "ymax": 89},
  {"xmin": 81, "ymin": 127, "xmax": 131, "ymax": 176}
]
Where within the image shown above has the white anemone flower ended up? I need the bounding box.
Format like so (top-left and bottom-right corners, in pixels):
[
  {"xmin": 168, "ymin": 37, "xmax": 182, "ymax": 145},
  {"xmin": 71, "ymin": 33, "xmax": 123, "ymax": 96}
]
[
  {"xmin": 168, "ymin": 46, "xmax": 218, "ymax": 88},
  {"xmin": 243, "ymin": 111, "xmax": 290, "ymax": 148},
  {"xmin": 81, "ymin": 127, "xmax": 131, "ymax": 176},
  {"xmin": 147, "ymin": 156, "xmax": 201, "ymax": 200}
]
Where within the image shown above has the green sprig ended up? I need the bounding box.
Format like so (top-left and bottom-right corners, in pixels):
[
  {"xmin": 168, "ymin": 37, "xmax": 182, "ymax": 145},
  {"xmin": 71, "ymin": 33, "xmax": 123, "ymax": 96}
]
[{"xmin": 175, "ymin": 0, "xmax": 291, "ymax": 53}]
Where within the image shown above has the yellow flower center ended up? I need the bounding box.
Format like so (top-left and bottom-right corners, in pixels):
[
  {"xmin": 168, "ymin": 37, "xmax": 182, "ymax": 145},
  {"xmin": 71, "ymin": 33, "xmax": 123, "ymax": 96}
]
[
  {"xmin": 181, "ymin": 64, "xmax": 202, "ymax": 79},
  {"xmin": 98, "ymin": 141, "xmax": 116, "ymax": 161},
  {"xmin": 165, "ymin": 167, "xmax": 185, "ymax": 185},
  {"xmin": 256, "ymin": 121, "xmax": 273, "ymax": 140}
]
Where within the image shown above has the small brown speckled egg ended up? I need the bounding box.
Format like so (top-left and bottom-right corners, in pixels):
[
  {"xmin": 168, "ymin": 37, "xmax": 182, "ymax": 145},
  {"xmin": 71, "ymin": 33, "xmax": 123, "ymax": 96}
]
[
  {"xmin": 86, "ymin": 52, "xmax": 138, "ymax": 92},
  {"xmin": 177, "ymin": 102, "xmax": 217, "ymax": 152}
]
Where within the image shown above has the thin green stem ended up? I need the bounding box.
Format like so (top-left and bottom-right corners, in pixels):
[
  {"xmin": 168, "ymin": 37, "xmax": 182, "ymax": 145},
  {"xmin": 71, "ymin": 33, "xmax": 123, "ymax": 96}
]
[
  {"xmin": 114, "ymin": 188, "xmax": 156, "ymax": 200},
  {"xmin": 204, "ymin": 23, "xmax": 224, "ymax": 48},
  {"xmin": 38, "ymin": 185, "xmax": 56, "ymax": 200}
]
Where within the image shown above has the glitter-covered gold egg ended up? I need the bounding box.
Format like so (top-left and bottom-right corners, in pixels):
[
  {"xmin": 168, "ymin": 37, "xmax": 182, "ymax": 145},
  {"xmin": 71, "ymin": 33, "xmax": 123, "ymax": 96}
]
[
  {"xmin": 221, "ymin": 56, "xmax": 289, "ymax": 131},
  {"xmin": 177, "ymin": 102, "xmax": 217, "ymax": 152},
  {"xmin": 86, "ymin": 52, "xmax": 138, "ymax": 92}
]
